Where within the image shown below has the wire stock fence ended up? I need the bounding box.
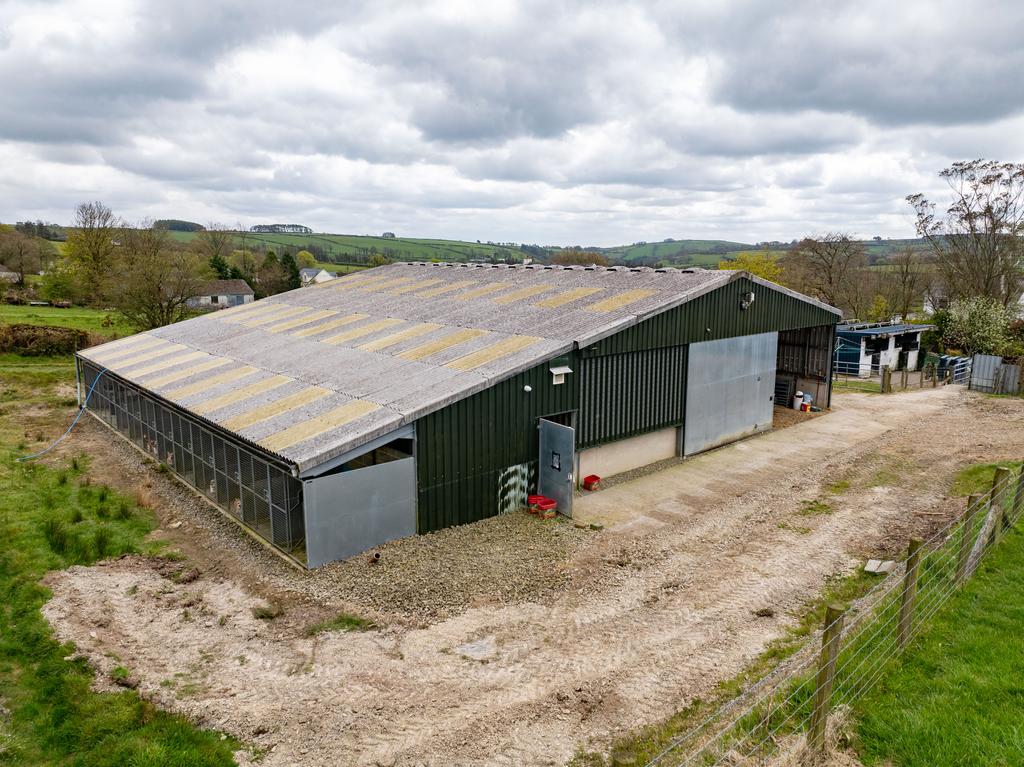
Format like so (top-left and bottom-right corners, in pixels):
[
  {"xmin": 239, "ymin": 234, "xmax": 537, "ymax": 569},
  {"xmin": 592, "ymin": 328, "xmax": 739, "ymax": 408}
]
[{"xmin": 645, "ymin": 464, "xmax": 1024, "ymax": 767}]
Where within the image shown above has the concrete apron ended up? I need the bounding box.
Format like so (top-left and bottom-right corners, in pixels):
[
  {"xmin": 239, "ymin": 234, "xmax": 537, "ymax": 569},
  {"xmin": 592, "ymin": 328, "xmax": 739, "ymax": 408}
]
[{"xmin": 572, "ymin": 387, "xmax": 960, "ymax": 531}]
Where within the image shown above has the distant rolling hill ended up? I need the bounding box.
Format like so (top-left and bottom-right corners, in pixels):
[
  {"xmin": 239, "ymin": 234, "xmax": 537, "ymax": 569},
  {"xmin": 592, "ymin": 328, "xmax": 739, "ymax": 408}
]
[{"xmin": 163, "ymin": 229, "xmax": 931, "ymax": 269}]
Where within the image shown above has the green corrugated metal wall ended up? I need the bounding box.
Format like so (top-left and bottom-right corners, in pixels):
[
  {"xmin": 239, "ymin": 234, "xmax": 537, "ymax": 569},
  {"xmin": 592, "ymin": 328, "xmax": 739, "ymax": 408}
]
[
  {"xmin": 415, "ymin": 276, "xmax": 838, "ymax": 533},
  {"xmin": 416, "ymin": 355, "xmax": 578, "ymax": 532},
  {"xmin": 578, "ymin": 344, "xmax": 687, "ymax": 448},
  {"xmin": 581, "ymin": 277, "xmax": 837, "ymax": 357}
]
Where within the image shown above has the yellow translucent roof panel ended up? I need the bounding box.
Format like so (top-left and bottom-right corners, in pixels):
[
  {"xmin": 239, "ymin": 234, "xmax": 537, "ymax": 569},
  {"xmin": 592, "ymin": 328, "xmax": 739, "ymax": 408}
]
[
  {"xmin": 492, "ymin": 285, "xmax": 555, "ymax": 304},
  {"xmin": 219, "ymin": 386, "xmax": 332, "ymax": 431},
  {"xmin": 290, "ymin": 313, "xmax": 368, "ymax": 338},
  {"xmin": 400, "ymin": 328, "xmax": 488, "ymax": 361},
  {"xmin": 586, "ymin": 289, "xmax": 657, "ymax": 313},
  {"xmin": 191, "ymin": 375, "xmax": 292, "ymax": 415},
  {"xmin": 164, "ymin": 365, "xmax": 260, "ymax": 398},
  {"xmin": 322, "ymin": 318, "xmax": 404, "ymax": 345},
  {"xmin": 104, "ymin": 342, "xmax": 187, "ymax": 369},
  {"xmin": 219, "ymin": 302, "xmax": 293, "ymax": 324},
  {"xmin": 534, "ymin": 286, "xmax": 604, "ymax": 309},
  {"xmin": 353, "ymin": 276, "xmax": 417, "ymax": 293},
  {"xmin": 446, "ymin": 336, "xmax": 542, "ymax": 372},
  {"xmin": 144, "ymin": 358, "xmax": 234, "ymax": 388},
  {"xmin": 384, "ymin": 278, "xmax": 444, "ymax": 295},
  {"xmin": 265, "ymin": 309, "xmax": 338, "ymax": 334},
  {"xmin": 89, "ymin": 335, "xmax": 168, "ymax": 363},
  {"xmin": 236, "ymin": 304, "xmax": 310, "ymax": 328},
  {"xmin": 454, "ymin": 283, "xmax": 511, "ymax": 301},
  {"xmin": 324, "ymin": 273, "xmax": 395, "ymax": 290},
  {"xmin": 258, "ymin": 400, "xmax": 381, "ymax": 453},
  {"xmin": 412, "ymin": 280, "xmax": 475, "ymax": 298},
  {"xmin": 126, "ymin": 350, "xmax": 208, "ymax": 378},
  {"xmin": 358, "ymin": 323, "xmax": 442, "ymax": 352}
]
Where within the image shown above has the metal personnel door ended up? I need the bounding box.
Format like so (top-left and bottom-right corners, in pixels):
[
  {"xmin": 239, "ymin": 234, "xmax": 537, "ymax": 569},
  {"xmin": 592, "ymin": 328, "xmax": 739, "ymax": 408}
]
[
  {"xmin": 683, "ymin": 332, "xmax": 778, "ymax": 456},
  {"xmin": 538, "ymin": 417, "xmax": 574, "ymax": 517}
]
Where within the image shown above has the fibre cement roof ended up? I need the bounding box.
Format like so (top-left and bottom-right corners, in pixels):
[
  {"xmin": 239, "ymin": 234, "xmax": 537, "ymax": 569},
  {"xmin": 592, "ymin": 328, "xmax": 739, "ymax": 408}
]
[{"xmin": 78, "ymin": 262, "xmax": 838, "ymax": 472}]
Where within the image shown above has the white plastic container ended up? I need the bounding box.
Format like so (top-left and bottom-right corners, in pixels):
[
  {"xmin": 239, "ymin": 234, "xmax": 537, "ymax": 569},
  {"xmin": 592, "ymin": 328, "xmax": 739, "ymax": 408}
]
[{"xmin": 792, "ymin": 391, "xmax": 803, "ymax": 410}]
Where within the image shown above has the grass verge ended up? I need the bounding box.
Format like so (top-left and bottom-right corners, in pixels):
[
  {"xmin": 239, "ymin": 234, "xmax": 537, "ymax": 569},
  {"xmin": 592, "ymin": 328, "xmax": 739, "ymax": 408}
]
[
  {"xmin": 0, "ymin": 355, "xmax": 239, "ymax": 766},
  {"xmin": 852, "ymin": 527, "xmax": 1024, "ymax": 766},
  {"xmin": 304, "ymin": 612, "xmax": 377, "ymax": 637}
]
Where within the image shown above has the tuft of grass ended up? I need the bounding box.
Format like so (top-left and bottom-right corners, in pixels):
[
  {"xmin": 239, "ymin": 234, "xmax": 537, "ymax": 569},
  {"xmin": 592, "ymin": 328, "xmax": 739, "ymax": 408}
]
[
  {"xmin": 93, "ymin": 526, "xmax": 112, "ymax": 559},
  {"xmin": 950, "ymin": 460, "xmax": 1023, "ymax": 497},
  {"xmin": 304, "ymin": 612, "xmax": 377, "ymax": 637},
  {"xmin": 797, "ymin": 498, "xmax": 833, "ymax": 517},
  {"xmin": 42, "ymin": 517, "xmax": 70, "ymax": 554},
  {"xmin": 251, "ymin": 603, "xmax": 283, "ymax": 620},
  {"xmin": 114, "ymin": 500, "xmax": 133, "ymax": 520},
  {"xmin": 69, "ymin": 508, "xmax": 84, "ymax": 524},
  {"xmin": 827, "ymin": 479, "xmax": 851, "ymax": 495}
]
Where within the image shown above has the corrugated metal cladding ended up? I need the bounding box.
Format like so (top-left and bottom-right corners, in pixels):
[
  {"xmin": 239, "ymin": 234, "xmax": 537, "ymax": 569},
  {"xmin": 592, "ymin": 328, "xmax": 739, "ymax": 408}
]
[
  {"xmin": 777, "ymin": 325, "xmax": 833, "ymax": 377},
  {"xmin": 416, "ymin": 354, "xmax": 578, "ymax": 533},
  {"xmin": 578, "ymin": 345, "xmax": 687, "ymax": 448},
  {"xmin": 581, "ymin": 277, "xmax": 837, "ymax": 357}
]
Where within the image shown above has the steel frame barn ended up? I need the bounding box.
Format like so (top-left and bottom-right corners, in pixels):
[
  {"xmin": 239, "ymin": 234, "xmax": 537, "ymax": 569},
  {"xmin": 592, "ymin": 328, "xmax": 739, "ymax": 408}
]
[{"xmin": 77, "ymin": 263, "xmax": 840, "ymax": 567}]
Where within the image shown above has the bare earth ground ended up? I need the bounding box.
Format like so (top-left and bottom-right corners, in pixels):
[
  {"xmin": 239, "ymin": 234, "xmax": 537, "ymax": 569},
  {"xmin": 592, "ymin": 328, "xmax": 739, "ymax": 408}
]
[{"xmin": 39, "ymin": 387, "xmax": 1024, "ymax": 767}]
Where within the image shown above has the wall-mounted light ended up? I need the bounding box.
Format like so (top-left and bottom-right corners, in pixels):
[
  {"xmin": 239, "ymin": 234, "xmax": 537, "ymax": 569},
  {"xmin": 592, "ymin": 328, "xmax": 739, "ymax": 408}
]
[
  {"xmin": 740, "ymin": 291, "xmax": 756, "ymax": 310},
  {"xmin": 523, "ymin": 385, "xmax": 533, "ymax": 393}
]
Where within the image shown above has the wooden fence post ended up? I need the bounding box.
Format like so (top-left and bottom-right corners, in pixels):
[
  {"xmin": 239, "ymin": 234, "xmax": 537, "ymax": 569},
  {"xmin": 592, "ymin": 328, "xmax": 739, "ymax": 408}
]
[
  {"xmin": 931, "ymin": 363, "xmax": 938, "ymax": 388},
  {"xmin": 900, "ymin": 368, "xmax": 908, "ymax": 390},
  {"xmin": 882, "ymin": 366, "xmax": 892, "ymax": 393},
  {"xmin": 991, "ymin": 467, "xmax": 1012, "ymax": 545},
  {"xmin": 1011, "ymin": 465, "xmax": 1024, "ymax": 526},
  {"xmin": 898, "ymin": 538, "xmax": 923, "ymax": 649},
  {"xmin": 809, "ymin": 604, "xmax": 846, "ymax": 754},
  {"xmin": 956, "ymin": 494, "xmax": 981, "ymax": 585}
]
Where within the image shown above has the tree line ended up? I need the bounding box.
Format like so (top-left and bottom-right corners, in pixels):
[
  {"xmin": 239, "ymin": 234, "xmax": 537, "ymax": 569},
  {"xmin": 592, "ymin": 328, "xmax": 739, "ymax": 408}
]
[{"xmin": 719, "ymin": 160, "xmax": 1024, "ymax": 358}]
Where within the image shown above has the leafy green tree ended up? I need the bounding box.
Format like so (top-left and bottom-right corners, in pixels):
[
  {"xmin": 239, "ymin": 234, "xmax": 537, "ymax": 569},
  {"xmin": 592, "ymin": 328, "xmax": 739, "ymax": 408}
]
[
  {"xmin": 718, "ymin": 250, "xmax": 783, "ymax": 282},
  {"xmin": 295, "ymin": 250, "xmax": 317, "ymax": 269}
]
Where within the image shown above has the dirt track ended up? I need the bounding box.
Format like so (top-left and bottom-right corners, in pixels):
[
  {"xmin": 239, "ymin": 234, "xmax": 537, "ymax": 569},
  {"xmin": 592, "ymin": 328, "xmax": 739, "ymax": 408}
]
[{"xmin": 41, "ymin": 388, "xmax": 1024, "ymax": 766}]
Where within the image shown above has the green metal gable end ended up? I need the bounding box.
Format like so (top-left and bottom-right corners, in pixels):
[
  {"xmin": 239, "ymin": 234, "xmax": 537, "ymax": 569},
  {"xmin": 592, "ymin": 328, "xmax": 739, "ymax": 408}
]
[
  {"xmin": 415, "ymin": 354, "xmax": 579, "ymax": 533},
  {"xmin": 580, "ymin": 277, "xmax": 839, "ymax": 357}
]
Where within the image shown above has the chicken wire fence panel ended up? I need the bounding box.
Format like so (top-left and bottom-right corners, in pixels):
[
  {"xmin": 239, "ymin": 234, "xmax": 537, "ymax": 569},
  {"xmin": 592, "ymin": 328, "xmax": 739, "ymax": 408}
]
[{"xmin": 78, "ymin": 359, "xmax": 304, "ymax": 563}]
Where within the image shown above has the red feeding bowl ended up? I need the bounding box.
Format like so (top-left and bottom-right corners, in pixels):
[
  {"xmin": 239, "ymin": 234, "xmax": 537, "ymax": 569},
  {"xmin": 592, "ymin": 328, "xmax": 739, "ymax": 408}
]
[{"xmin": 582, "ymin": 474, "xmax": 601, "ymax": 491}]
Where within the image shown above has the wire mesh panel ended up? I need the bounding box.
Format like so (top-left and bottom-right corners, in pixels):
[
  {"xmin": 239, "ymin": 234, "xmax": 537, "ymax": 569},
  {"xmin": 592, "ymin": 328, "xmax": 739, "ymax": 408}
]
[{"xmin": 79, "ymin": 360, "xmax": 306, "ymax": 565}]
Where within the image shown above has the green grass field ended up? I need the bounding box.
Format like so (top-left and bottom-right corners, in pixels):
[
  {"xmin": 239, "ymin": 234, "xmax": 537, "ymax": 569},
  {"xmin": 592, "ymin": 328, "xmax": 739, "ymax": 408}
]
[
  {"xmin": 0, "ymin": 354, "xmax": 239, "ymax": 766},
  {"xmin": 853, "ymin": 527, "xmax": 1024, "ymax": 766},
  {"xmin": 0, "ymin": 304, "xmax": 136, "ymax": 339},
  {"xmin": 167, "ymin": 229, "xmax": 524, "ymax": 264}
]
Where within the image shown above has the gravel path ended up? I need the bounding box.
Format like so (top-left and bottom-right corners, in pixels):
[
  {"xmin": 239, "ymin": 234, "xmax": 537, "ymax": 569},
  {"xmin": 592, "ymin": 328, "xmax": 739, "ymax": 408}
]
[{"xmin": 42, "ymin": 387, "xmax": 1024, "ymax": 766}]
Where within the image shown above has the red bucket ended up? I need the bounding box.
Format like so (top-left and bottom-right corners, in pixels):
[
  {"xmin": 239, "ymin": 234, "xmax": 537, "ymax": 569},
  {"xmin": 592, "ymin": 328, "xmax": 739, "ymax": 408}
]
[
  {"xmin": 527, "ymin": 494, "xmax": 546, "ymax": 513},
  {"xmin": 582, "ymin": 474, "xmax": 601, "ymax": 491}
]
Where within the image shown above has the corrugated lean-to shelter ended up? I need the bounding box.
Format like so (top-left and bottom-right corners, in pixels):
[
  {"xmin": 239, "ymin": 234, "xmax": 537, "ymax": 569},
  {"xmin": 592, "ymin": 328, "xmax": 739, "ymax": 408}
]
[{"xmin": 76, "ymin": 262, "xmax": 841, "ymax": 567}]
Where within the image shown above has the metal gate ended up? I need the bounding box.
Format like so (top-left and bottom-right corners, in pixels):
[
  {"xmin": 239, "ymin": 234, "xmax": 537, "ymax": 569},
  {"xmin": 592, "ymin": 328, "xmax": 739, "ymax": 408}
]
[
  {"xmin": 538, "ymin": 418, "xmax": 574, "ymax": 517},
  {"xmin": 684, "ymin": 332, "xmax": 778, "ymax": 455}
]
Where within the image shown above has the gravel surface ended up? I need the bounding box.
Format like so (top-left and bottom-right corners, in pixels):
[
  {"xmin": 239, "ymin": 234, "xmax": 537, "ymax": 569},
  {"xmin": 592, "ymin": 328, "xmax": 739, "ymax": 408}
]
[{"xmin": 42, "ymin": 387, "xmax": 1024, "ymax": 767}]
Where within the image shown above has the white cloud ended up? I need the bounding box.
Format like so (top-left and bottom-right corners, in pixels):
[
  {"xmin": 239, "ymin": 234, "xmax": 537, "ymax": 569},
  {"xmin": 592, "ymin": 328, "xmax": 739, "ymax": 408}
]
[{"xmin": 0, "ymin": 0, "xmax": 1021, "ymax": 244}]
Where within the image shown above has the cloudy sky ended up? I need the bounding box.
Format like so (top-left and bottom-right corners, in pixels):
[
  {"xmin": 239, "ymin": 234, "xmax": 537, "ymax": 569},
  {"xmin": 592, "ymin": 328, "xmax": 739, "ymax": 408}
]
[{"xmin": 1, "ymin": 0, "xmax": 1022, "ymax": 245}]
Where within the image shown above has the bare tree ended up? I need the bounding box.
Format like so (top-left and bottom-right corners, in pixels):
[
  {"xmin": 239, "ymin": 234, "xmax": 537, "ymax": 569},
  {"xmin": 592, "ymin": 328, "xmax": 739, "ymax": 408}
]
[
  {"xmin": 883, "ymin": 249, "xmax": 931, "ymax": 320},
  {"xmin": 194, "ymin": 223, "xmax": 236, "ymax": 262},
  {"xmin": 908, "ymin": 159, "xmax": 1024, "ymax": 307},
  {"xmin": 65, "ymin": 201, "xmax": 120, "ymax": 303},
  {"xmin": 111, "ymin": 224, "xmax": 209, "ymax": 329},
  {"xmin": 783, "ymin": 233, "xmax": 868, "ymax": 313},
  {"xmin": 0, "ymin": 230, "xmax": 51, "ymax": 286}
]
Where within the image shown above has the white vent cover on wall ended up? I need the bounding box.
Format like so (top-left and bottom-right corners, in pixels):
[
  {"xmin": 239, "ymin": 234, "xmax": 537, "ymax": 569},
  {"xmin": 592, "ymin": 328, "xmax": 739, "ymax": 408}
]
[{"xmin": 549, "ymin": 365, "xmax": 573, "ymax": 385}]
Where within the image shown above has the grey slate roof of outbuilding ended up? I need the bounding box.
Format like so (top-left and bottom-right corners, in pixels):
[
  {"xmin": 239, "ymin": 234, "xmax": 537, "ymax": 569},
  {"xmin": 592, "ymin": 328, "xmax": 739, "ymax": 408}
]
[
  {"xmin": 195, "ymin": 279, "xmax": 254, "ymax": 297},
  {"xmin": 78, "ymin": 262, "xmax": 839, "ymax": 472}
]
